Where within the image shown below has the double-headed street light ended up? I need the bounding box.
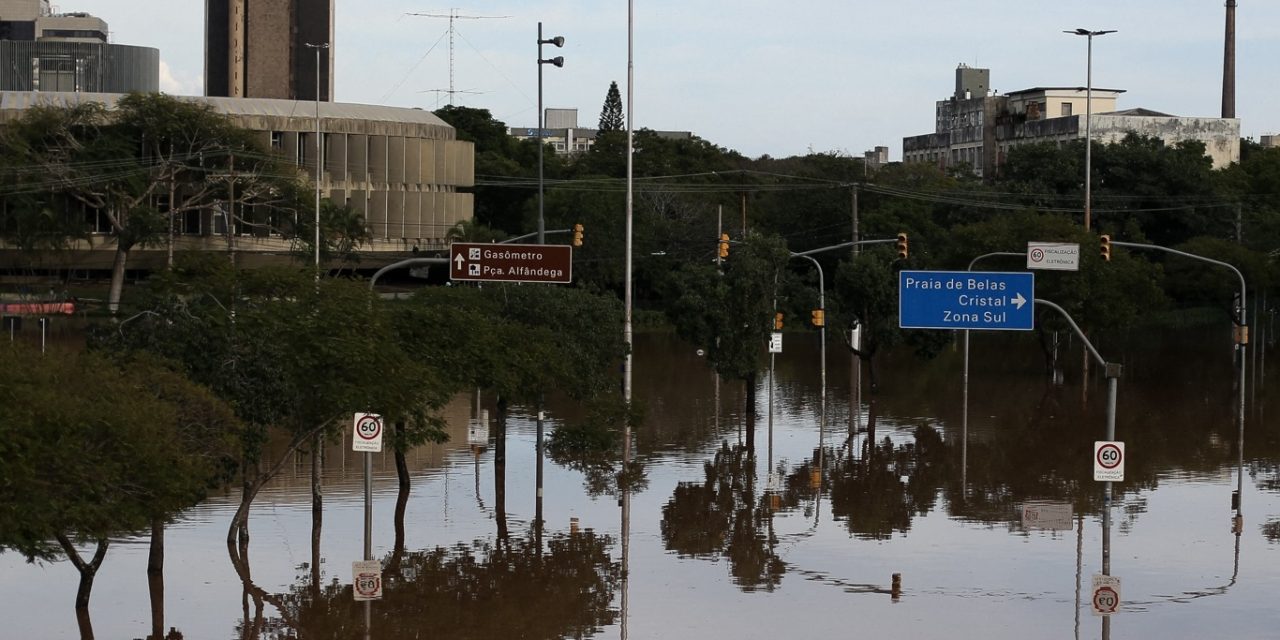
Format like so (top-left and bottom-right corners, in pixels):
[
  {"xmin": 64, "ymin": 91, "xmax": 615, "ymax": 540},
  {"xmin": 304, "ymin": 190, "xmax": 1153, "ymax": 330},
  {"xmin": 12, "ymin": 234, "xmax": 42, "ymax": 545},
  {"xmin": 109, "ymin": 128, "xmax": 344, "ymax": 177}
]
[
  {"xmin": 537, "ymin": 24, "xmax": 565, "ymax": 245},
  {"xmin": 1064, "ymin": 28, "xmax": 1115, "ymax": 231}
]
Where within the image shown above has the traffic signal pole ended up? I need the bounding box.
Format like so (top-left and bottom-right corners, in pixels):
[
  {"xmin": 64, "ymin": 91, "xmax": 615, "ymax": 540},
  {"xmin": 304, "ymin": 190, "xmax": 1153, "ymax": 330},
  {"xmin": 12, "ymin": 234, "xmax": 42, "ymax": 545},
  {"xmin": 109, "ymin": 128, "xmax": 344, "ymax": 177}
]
[
  {"xmin": 1110, "ymin": 239, "xmax": 1248, "ymax": 521},
  {"xmin": 791, "ymin": 252, "xmax": 826, "ymax": 470}
]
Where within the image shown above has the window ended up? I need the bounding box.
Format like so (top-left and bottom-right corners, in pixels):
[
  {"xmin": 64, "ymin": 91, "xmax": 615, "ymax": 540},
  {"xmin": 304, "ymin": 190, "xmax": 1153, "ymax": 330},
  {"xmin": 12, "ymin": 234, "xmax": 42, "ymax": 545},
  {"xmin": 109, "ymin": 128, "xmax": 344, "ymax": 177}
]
[{"xmin": 1061, "ymin": 103, "xmax": 1073, "ymax": 117}]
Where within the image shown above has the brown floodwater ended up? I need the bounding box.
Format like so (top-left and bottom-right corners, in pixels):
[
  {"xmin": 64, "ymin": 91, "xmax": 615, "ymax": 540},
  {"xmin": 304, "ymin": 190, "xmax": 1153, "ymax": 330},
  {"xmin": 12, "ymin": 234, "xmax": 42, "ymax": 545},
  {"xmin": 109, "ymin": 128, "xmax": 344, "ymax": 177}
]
[{"xmin": 2, "ymin": 326, "xmax": 1279, "ymax": 639}]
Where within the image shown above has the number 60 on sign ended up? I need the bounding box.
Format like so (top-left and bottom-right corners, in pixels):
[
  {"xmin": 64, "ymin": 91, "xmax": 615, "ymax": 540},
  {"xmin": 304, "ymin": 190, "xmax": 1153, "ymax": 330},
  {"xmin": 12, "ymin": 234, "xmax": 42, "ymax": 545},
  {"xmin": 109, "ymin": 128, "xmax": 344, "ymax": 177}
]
[{"xmin": 1094, "ymin": 441, "xmax": 1124, "ymax": 482}]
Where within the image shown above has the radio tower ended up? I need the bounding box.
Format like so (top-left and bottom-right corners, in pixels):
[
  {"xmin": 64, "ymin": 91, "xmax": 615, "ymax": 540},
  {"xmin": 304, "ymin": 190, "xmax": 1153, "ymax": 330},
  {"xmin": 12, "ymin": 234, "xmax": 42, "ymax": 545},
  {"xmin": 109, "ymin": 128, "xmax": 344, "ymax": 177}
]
[
  {"xmin": 1222, "ymin": 0, "xmax": 1237, "ymax": 118},
  {"xmin": 406, "ymin": 9, "xmax": 509, "ymax": 105}
]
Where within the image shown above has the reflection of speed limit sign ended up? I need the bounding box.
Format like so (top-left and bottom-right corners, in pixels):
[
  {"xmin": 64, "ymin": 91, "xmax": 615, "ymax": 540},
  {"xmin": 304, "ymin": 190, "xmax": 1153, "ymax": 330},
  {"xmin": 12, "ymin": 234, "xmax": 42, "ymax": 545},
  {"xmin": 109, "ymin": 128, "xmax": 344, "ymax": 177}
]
[
  {"xmin": 352, "ymin": 560, "xmax": 383, "ymax": 601},
  {"xmin": 352, "ymin": 412, "xmax": 383, "ymax": 453},
  {"xmin": 1030, "ymin": 248, "xmax": 1045, "ymax": 263},
  {"xmin": 1093, "ymin": 441, "xmax": 1125, "ymax": 481},
  {"xmin": 1090, "ymin": 574, "xmax": 1121, "ymax": 616}
]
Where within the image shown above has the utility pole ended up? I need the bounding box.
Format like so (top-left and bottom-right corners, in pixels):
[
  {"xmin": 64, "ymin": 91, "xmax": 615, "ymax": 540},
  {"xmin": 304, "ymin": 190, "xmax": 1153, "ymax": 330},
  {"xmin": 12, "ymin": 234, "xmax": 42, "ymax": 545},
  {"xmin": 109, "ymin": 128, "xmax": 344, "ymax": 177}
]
[{"xmin": 1223, "ymin": 0, "xmax": 1237, "ymax": 119}]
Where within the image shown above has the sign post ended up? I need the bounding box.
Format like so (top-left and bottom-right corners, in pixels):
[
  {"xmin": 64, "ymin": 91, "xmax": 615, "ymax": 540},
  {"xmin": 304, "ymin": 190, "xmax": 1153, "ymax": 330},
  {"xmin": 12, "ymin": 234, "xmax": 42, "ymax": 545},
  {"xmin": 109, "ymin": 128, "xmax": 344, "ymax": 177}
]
[
  {"xmin": 449, "ymin": 242, "xmax": 573, "ymax": 284},
  {"xmin": 899, "ymin": 271, "xmax": 1034, "ymax": 331},
  {"xmin": 1094, "ymin": 441, "xmax": 1125, "ymax": 482}
]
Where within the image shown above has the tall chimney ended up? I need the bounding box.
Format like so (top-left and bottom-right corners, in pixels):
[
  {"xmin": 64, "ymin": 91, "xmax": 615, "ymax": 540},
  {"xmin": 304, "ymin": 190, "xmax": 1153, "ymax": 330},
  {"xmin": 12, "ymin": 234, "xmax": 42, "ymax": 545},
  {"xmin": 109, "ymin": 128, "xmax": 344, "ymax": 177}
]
[{"xmin": 1222, "ymin": 0, "xmax": 1237, "ymax": 118}]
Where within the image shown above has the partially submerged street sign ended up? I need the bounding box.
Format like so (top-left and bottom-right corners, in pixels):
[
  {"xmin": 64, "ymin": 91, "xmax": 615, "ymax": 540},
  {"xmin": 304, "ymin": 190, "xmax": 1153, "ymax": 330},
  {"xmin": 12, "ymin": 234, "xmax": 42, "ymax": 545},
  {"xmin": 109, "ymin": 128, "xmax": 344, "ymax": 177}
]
[
  {"xmin": 352, "ymin": 560, "xmax": 383, "ymax": 601},
  {"xmin": 449, "ymin": 242, "xmax": 572, "ymax": 284},
  {"xmin": 899, "ymin": 271, "xmax": 1035, "ymax": 330},
  {"xmin": 352, "ymin": 413, "xmax": 383, "ymax": 453},
  {"xmin": 1094, "ymin": 441, "xmax": 1125, "ymax": 482},
  {"xmin": 769, "ymin": 332, "xmax": 783, "ymax": 353},
  {"xmin": 1026, "ymin": 242, "xmax": 1080, "ymax": 271},
  {"xmin": 1090, "ymin": 574, "xmax": 1121, "ymax": 616},
  {"xmin": 1021, "ymin": 501, "xmax": 1074, "ymax": 531}
]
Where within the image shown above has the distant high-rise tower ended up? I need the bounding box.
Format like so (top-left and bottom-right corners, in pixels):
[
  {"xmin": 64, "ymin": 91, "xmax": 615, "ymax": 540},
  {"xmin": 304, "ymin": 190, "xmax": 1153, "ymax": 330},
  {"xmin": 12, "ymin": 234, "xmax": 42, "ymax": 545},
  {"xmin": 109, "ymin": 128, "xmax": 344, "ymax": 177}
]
[
  {"xmin": 204, "ymin": 0, "xmax": 333, "ymax": 101},
  {"xmin": 1222, "ymin": 0, "xmax": 1236, "ymax": 119}
]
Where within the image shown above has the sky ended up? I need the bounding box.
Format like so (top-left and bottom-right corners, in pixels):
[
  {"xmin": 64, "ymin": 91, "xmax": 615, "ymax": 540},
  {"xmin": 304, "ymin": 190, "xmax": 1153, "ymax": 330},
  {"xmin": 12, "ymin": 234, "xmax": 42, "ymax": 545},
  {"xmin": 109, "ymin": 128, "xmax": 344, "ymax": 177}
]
[{"xmin": 68, "ymin": 0, "xmax": 1280, "ymax": 160}]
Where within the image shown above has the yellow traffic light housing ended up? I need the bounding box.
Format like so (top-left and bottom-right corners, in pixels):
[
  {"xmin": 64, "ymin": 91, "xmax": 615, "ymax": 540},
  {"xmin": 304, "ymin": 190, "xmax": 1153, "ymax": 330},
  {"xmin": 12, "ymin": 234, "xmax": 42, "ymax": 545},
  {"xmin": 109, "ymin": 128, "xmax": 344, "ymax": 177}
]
[
  {"xmin": 773, "ymin": 312, "xmax": 784, "ymax": 331},
  {"xmin": 1100, "ymin": 234, "xmax": 1111, "ymax": 262},
  {"xmin": 573, "ymin": 223, "xmax": 584, "ymax": 247},
  {"xmin": 896, "ymin": 232, "xmax": 909, "ymax": 259},
  {"xmin": 718, "ymin": 233, "xmax": 730, "ymax": 259},
  {"xmin": 811, "ymin": 309, "xmax": 825, "ymax": 327}
]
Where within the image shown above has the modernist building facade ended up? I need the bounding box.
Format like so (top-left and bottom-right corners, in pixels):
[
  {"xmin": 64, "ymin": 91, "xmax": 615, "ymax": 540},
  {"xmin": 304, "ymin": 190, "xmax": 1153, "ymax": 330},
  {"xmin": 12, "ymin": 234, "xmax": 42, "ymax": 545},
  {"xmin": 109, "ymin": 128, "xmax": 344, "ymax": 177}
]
[
  {"xmin": 205, "ymin": 0, "xmax": 334, "ymax": 102},
  {"xmin": 904, "ymin": 65, "xmax": 1240, "ymax": 178},
  {"xmin": 0, "ymin": 91, "xmax": 474, "ymax": 269},
  {"xmin": 0, "ymin": 0, "xmax": 158, "ymax": 93}
]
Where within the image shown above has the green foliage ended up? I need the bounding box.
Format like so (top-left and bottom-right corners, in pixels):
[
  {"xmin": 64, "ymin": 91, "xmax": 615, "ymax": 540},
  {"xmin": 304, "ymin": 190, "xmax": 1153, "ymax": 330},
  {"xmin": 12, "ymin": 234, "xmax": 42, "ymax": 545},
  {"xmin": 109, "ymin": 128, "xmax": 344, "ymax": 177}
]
[
  {"xmin": 91, "ymin": 257, "xmax": 450, "ymax": 460},
  {"xmin": 662, "ymin": 233, "xmax": 790, "ymax": 384},
  {"xmin": 393, "ymin": 284, "xmax": 626, "ymax": 404},
  {"xmin": 0, "ymin": 344, "xmax": 238, "ymax": 560}
]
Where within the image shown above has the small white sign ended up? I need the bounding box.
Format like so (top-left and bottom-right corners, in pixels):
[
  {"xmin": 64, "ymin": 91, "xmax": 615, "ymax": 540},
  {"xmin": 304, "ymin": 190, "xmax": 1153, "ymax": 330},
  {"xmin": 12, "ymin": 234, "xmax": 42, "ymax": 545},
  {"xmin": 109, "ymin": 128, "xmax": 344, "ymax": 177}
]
[
  {"xmin": 353, "ymin": 413, "xmax": 384, "ymax": 453},
  {"xmin": 769, "ymin": 332, "xmax": 783, "ymax": 353},
  {"xmin": 850, "ymin": 324, "xmax": 863, "ymax": 351},
  {"xmin": 467, "ymin": 417, "xmax": 488, "ymax": 446},
  {"xmin": 1093, "ymin": 441, "xmax": 1125, "ymax": 482},
  {"xmin": 352, "ymin": 560, "xmax": 383, "ymax": 601},
  {"xmin": 1027, "ymin": 242, "xmax": 1080, "ymax": 271},
  {"xmin": 1090, "ymin": 574, "xmax": 1121, "ymax": 616},
  {"xmin": 1021, "ymin": 501, "xmax": 1074, "ymax": 530}
]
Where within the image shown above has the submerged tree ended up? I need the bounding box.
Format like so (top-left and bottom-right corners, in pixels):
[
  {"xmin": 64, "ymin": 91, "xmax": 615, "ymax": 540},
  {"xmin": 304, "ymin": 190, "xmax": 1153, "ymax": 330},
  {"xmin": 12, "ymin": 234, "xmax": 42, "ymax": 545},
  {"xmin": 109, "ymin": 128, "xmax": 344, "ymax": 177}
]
[{"xmin": 0, "ymin": 344, "xmax": 238, "ymax": 631}]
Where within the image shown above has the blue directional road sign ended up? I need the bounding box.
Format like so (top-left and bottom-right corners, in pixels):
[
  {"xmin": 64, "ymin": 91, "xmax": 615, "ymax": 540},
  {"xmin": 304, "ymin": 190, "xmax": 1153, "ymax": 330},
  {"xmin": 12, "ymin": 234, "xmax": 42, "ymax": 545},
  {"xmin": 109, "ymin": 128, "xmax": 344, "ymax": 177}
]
[{"xmin": 899, "ymin": 271, "xmax": 1035, "ymax": 331}]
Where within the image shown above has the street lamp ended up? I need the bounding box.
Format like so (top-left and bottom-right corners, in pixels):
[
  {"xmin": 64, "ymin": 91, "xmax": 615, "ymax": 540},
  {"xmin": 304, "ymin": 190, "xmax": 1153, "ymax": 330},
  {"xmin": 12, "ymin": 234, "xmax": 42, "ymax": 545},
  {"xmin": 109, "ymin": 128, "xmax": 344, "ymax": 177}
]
[
  {"xmin": 304, "ymin": 42, "xmax": 329, "ymax": 274},
  {"xmin": 537, "ymin": 23, "xmax": 565, "ymax": 245},
  {"xmin": 1064, "ymin": 28, "xmax": 1115, "ymax": 231}
]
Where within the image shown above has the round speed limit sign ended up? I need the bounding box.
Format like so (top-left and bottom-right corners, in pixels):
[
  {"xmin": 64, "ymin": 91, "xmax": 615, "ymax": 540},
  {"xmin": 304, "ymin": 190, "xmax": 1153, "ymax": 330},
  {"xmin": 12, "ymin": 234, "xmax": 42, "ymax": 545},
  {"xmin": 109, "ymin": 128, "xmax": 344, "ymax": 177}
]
[
  {"xmin": 352, "ymin": 412, "xmax": 384, "ymax": 452},
  {"xmin": 1093, "ymin": 441, "xmax": 1125, "ymax": 481}
]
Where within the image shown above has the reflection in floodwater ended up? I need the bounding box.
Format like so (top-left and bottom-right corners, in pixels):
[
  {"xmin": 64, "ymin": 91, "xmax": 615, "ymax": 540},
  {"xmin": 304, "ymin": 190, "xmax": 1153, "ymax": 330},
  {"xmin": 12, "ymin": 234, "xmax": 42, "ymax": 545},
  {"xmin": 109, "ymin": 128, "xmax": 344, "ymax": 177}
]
[
  {"xmin": 661, "ymin": 443, "xmax": 785, "ymax": 591},
  {"xmin": 280, "ymin": 530, "xmax": 617, "ymax": 640}
]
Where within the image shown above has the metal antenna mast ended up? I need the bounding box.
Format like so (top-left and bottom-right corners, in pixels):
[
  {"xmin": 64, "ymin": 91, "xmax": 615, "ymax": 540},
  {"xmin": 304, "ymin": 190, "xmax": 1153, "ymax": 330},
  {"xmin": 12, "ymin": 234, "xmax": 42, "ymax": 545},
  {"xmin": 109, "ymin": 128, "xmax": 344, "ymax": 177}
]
[{"xmin": 405, "ymin": 9, "xmax": 509, "ymax": 105}]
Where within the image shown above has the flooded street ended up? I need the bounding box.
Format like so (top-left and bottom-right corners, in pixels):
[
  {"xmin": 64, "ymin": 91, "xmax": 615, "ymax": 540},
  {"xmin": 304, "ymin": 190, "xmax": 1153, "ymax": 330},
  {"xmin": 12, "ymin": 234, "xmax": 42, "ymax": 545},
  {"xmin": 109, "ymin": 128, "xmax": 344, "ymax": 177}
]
[{"xmin": 3, "ymin": 328, "xmax": 1279, "ymax": 639}]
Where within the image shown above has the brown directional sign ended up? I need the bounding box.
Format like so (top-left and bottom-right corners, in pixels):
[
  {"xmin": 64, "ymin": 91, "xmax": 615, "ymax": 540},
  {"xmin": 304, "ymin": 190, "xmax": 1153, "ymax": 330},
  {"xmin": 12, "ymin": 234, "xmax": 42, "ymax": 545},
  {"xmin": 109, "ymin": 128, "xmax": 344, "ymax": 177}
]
[{"xmin": 449, "ymin": 242, "xmax": 573, "ymax": 284}]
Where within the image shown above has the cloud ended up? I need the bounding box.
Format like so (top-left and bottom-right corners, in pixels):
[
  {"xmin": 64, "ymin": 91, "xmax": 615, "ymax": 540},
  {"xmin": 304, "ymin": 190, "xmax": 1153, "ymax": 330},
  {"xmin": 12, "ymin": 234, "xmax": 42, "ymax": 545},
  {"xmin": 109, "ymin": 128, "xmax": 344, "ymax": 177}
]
[{"xmin": 158, "ymin": 59, "xmax": 191, "ymax": 95}]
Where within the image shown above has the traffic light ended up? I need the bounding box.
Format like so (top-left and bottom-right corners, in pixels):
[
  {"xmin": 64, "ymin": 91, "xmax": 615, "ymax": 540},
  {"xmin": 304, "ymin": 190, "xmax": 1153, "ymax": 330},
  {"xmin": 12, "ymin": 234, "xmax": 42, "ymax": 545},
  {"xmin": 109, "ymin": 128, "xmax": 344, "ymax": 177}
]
[
  {"xmin": 718, "ymin": 233, "xmax": 730, "ymax": 259},
  {"xmin": 573, "ymin": 223, "xmax": 584, "ymax": 247},
  {"xmin": 811, "ymin": 308, "xmax": 825, "ymax": 327},
  {"xmin": 773, "ymin": 312, "xmax": 784, "ymax": 331},
  {"xmin": 1100, "ymin": 234, "xmax": 1111, "ymax": 262},
  {"xmin": 896, "ymin": 232, "xmax": 909, "ymax": 259}
]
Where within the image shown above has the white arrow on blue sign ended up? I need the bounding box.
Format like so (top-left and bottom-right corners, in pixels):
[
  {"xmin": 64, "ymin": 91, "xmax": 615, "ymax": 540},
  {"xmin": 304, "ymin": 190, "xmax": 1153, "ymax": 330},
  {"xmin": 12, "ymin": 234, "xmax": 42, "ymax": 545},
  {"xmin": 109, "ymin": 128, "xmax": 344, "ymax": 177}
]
[{"xmin": 899, "ymin": 271, "xmax": 1035, "ymax": 331}]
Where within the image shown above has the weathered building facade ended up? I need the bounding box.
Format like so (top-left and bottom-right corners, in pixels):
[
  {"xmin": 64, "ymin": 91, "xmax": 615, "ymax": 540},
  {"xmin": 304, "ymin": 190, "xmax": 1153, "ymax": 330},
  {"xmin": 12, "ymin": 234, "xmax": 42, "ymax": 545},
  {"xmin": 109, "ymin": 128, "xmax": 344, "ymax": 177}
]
[
  {"xmin": 0, "ymin": 0, "xmax": 158, "ymax": 93},
  {"xmin": 204, "ymin": 0, "xmax": 333, "ymax": 102},
  {"xmin": 904, "ymin": 65, "xmax": 1241, "ymax": 178}
]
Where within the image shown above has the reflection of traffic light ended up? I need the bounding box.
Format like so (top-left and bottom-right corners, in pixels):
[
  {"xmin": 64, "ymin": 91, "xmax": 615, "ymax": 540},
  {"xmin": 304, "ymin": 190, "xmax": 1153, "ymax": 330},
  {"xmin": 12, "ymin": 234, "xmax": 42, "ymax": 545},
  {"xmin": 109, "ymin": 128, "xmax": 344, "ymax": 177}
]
[
  {"xmin": 573, "ymin": 223, "xmax": 584, "ymax": 247},
  {"xmin": 896, "ymin": 232, "xmax": 909, "ymax": 259},
  {"xmin": 1100, "ymin": 234, "xmax": 1111, "ymax": 262},
  {"xmin": 773, "ymin": 312, "xmax": 784, "ymax": 330},
  {"xmin": 718, "ymin": 233, "xmax": 730, "ymax": 258},
  {"xmin": 810, "ymin": 308, "xmax": 825, "ymax": 327}
]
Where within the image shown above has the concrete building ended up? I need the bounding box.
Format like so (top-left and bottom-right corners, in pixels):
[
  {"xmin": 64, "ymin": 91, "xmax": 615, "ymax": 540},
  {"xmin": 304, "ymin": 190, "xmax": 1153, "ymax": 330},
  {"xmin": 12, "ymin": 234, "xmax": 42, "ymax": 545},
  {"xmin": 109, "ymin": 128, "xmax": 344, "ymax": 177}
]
[
  {"xmin": 0, "ymin": 0, "xmax": 157, "ymax": 93},
  {"xmin": 0, "ymin": 91, "xmax": 475, "ymax": 269},
  {"xmin": 204, "ymin": 0, "xmax": 333, "ymax": 102},
  {"xmin": 1261, "ymin": 135, "xmax": 1279, "ymax": 149},
  {"xmin": 904, "ymin": 65, "xmax": 1241, "ymax": 178},
  {"xmin": 510, "ymin": 107, "xmax": 692, "ymax": 155}
]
